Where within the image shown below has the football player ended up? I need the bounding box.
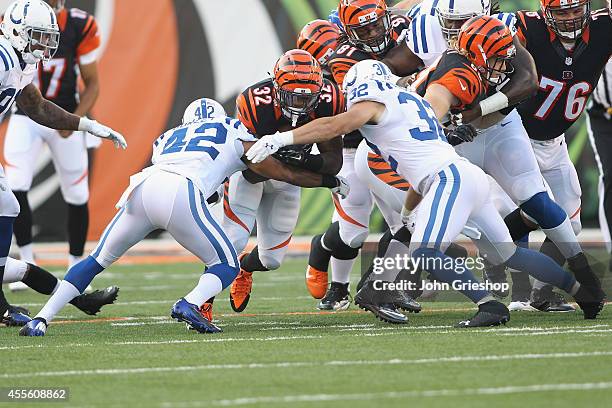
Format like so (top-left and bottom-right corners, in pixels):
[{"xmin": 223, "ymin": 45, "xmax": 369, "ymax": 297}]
[
  {"xmin": 19, "ymin": 97, "xmax": 349, "ymax": 336},
  {"xmin": 305, "ymin": 0, "xmax": 417, "ymax": 318},
  {"xmin": 219, "ymin": 49, "xmax": 344, "ymax": 314},
  {"xmin": 503, "ymin": 0, "xmax": 611, "ymax": 308},
  {"xmin": 0, "ymin": 0, "xmax": 125, "ymax": 327},
  {"xmin": 4, "ymin": 0, "xmax": 102, "ymax": 270},
  {"xmin": 247, "ymin": 56, "xmax": 605, "ymax": 325}
]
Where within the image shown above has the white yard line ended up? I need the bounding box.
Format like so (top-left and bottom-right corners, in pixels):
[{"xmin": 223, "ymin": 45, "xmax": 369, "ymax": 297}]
[
  {"xmin": 3, "ymin": 351, "xmax": 612, "ymax": 379},
  {"xmin": 162, "ymin": 382, "xmax": 612, "ymax": 407}
]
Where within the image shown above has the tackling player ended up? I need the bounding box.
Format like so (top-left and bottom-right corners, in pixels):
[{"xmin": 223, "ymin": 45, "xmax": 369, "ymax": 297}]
[
  {"xmin": 0, "ymin": 0, "xmax": 125, "ymax": 327},
  {"xmin": 20, "ymin": 97, "xmax": 349, "ymax": 336}
]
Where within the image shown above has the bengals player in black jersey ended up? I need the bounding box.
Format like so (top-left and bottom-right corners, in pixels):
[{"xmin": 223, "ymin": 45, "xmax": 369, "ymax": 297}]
[
  {"xmin": 496, "ymin": 0, "xmax": 610, "ymax": 309},
  {"xmin": 213, "ymin": 50, "xmax": 345, "ymax": 316},
  {"xmin": 4, "ymin": 0, "xmax": 101, "ymax": 273}
]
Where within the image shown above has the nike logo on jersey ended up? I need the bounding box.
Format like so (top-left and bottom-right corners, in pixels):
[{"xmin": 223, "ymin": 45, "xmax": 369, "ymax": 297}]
[
  {"xmin": 458, "ymin": 80, "xmax": 467, "ymax": 91},
  {"xmin": 500, "ymin": 122, "xmax": 511, "ymax": 127}
]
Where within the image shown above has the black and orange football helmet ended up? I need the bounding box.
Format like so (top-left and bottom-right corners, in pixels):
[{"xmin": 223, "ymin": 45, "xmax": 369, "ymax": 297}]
[
  {"xmin": 297, "ymin": 19, "xmax": 340, "ymax": 68},
  {"xmin": 273, "ymin": 49, "xmax": 324, "ymax": 124},
  {"xmin": 458, "ymin": 15, "xmax": 516, "ymax": 86},
  {"xmin": 337, "ymin": 0, "xmax": 391, "ymax": 54},
  {"xmin": 540, "ymin": 0, "xmax": 591, "ymax": 40}
]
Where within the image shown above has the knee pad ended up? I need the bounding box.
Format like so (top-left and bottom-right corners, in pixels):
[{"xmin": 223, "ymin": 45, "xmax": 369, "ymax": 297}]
[
  {"xmin": 62, "ymin": 185, "xmax": 89, "ymax": 206},
  {"xmin": 323, "ymin": 221, "xmax": 360, "ymax": 260},
  {"xmin": 3, "ymin": 257, "xmax": 27, "ymax": 283},
  {"xmin": 257, "ymin": 251, "xmax": 282, "ymax": 271},
  {"xmin": 520, "ymin": 192, "xmax": 566, "ymax": 229}
]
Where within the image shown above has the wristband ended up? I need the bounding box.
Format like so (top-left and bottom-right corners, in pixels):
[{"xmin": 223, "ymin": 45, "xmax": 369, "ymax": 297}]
[
  {"xmin": 479, "ymin": 92, "xmax": 509, "ymax": 116},
  {"xmin": 321, "ymin": 174, "xmax": 339, "ymax": 188}
]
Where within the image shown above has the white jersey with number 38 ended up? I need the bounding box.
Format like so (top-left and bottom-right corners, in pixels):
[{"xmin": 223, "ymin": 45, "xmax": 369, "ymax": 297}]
[
  {"xmin": 347, "ymin": 79, "xmax": 458, "ymax": 194},
  {"xmin": 150, "ymin": 116, "xmax": 256, "ymax": 198}
]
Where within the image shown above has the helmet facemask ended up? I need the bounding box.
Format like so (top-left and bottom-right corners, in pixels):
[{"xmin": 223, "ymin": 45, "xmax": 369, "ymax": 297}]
[
  {"xmin": 477, "ymin": 45, "xmax": 516, "ymax": 86},
  {"xmin": 22, "ymin": 26, "xmax": 59, "ymax": 64},
  {"xmin": 437, "ymin": 9, "xmax": 484, "ymax": 43},
  {"xmin": 345, "ymin": 11, "xmax": 392, "ymax": 54},
  {"xmin": 274, "ymin": 84, "xmax": 322, "ymax": 126},
  {"xmin": 543, "ymin": 1, "xmax": 591, "ymax": 41}
]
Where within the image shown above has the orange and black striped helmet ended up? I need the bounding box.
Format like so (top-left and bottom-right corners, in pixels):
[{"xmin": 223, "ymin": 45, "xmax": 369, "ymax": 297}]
[
  {"xmin": 273, "ymin": 49, "xmax": 324, "ymax": 124},
  {"xmin": 457, "ymin": 16, "xmax": 516, "ymax": 86},
  {"xmin": 297, "ymin": 19, "xmax": 340, "ymax": 69},
  {"xmin": 337, "ymin": 0, "xmax": 391, "ymax": 54},
  {"xmin": 540, "ymin": 0, "xmax": 591, "ymax": 40}
]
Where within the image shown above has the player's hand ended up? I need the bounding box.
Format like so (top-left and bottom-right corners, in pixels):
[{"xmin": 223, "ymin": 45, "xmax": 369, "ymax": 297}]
[
  {"xmin": 446, "ymin": 124, "xmax": 478, "ymax": 146},
  {"xmin": 246, "ymin": 131, "xmax": 294, "ymax": 163},
  {"xmin": 58, "ymin": 129, "xmax": 73, "ymax": 138},
  {"xmin": 331, "ymin": 176, "xmax": 350, "ymax": 199},
  {"xmin": 78, "ymin": 118, "xmax": 127, "ymax": 149}
]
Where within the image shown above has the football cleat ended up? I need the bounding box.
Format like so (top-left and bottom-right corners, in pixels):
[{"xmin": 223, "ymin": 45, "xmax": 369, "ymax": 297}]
[
  {"xmin": 354, "ymin": 281, "xmax": 408, "ymax": 324},
  {"xmin": 2, "ymin": 306, "xmax": 32, "ymax": 327},
  {"xmin": 530, "ymin": 287, "xmax": 575, "ymax": 313},
  {"xmin": 70, "ymin": 286, "xmax": 119, "ymax": 316},
  {"xmin": 455, "ymin": 300, "xmax": 510, "ymax": 328},
  {"xmin": 574, "ymin": 286, "xmax": 606, "ymax": 320},
  {"xmin": 229, "ymin": 270, "xmax": 253, "ymax": 312},
  {"xmin": 19, "ymin": 318, "xmax": 47, "ymax": 336},
  {"xmin": 171, "ymin": 298, "xmax": 221, "ymax": 333},
  {"xmin": 508, "ymin": 301, "xmax": 538, "ymax": 312},
  {"xmin": 306, "ymin": 266, "xmax": 328, "ymax": 299},
  {"xmin": 388, "ymin": 289, "xmax": 422, "ymax": 313},
  {"xmin": 318, "ymin": 282, "xmax": 351, "ymax": 311},
  {"xmin": 8, "ymin": 304, "xmax": 30, "ymax": 316},
  {"xmin": 199, "ymin": 298, "xmax": 214, "ymax": 321}
]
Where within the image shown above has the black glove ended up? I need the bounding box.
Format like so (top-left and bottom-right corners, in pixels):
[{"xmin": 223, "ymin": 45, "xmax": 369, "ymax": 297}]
[
  {"xmin": 273, "ymin": 146, "xmax": 307, "ymax": 167},
  {"xmin": 446, "ymin": 124, "xmax": 478, "ymax": 146}
]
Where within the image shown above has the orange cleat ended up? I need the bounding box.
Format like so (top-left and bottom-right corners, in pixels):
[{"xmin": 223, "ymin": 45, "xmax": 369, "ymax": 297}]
[
  {"xmin": 306, "ymin": 266, "xmax": 328, "ymax": 299},
  {"xmin": 198, "ymin": 301, "xmax": 214, "ymax": 322},
  {"xmin": 229, "ymin": 270, "xmax": 253, "ymax": 312}
]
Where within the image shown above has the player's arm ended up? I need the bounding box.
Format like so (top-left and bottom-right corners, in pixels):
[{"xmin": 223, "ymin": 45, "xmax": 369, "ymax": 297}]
[
  {"xmin": 382, "ymin": 41, "xmax": 424, "ymax": 77},
  {"xmin": 241, "ymin": 142, "xmax": 346, "ymax": 193},
  {"xmin": 423, "ymin": 83, "xmax": 456, "ymax": 121},
  {"xmin": 313, "ymin": 136, "xmax": 343, "ymax": 175},
  {"xmin": 16, "ymin": 83, "xmax": 127, "ymax": 148}
]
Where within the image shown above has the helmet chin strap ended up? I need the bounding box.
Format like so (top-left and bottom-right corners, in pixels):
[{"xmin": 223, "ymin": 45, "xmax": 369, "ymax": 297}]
[{"xmin": 22, "ymin": 50, "xmax": 42, "ymax": 64}]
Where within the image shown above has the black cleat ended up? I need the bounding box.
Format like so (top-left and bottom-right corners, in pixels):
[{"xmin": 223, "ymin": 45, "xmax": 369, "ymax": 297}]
[
  {"xmin": 387, "ymin": 289, "xmax": 421, "ymax": 313},
  {"xmin": 8, "ymin": 304, "xmax": 30, "ymax": 316},
  {"xmin": 574, "ymin": 286, "xmax": 606, "ymax": 320},
  {"xmin": 483, "ymin": 262, "xmax": 509, "ymax": 299},
  {"xmin": 455, "ymin": 300, "xmax": 510, "ymax": 328},
  {"xmin": 318, "ymin": 282, "xmax": 351, "ymax": 311},
  {"xmin": 1, "ymin": 306, "xmax": 31, "ymax": 327},
  {"xmin": 568, "ymin": 253, "xmax": 606, "ymax": 298},
  {"xmin": 70, "ymin": 286, "xmax": 119, "ymax": 315},
  {"xmin": 531, "ymin": 286, "xmax": 574, "ymax": 312},
  {"xmin": 354, "ymin": 281, "xmax": 408, "ymax": 324}
]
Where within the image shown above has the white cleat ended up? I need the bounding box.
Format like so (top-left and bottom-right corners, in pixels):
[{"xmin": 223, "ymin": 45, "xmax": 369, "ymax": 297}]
[
  {"xmin": 8, "ymin": 281, "xmax": 29, "ymax": 292},
  {"xmin": 508, "ymin": 301, "xmax": 538, "ymax": 312}
]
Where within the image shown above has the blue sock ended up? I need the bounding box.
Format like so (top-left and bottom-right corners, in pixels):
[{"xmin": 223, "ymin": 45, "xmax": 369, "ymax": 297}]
[
  {"xmin": 505, "ymin": 247, "xmax": 576, "ymax": 293},
  {"xmin": 206, "ymin": 263, "xmax": 239, "ymax": 289},
  {"xmin": 520, "ymin": 192, "xmax": 566, "ymax": 229},
  {"xmin": 64, "ymin": 256, "xmax": 105, "ymax": 293},
  {"xmin": 413, "ymin": 247, "xmax": 489, "ymax": 303}
]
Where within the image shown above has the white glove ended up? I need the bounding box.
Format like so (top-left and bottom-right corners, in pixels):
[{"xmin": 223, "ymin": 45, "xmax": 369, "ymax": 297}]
[
  {"xmin": 331, "ymin": 176, "xmax": 350, "ymax": 199},
  {"xmin": 401, "ymin": 205, "xmax": 417, "ymax": 233},
  {"xmin": 246, "ymin": 131, "xmax": 294, "ymax": 163},
  {"xmin": 79, "ymin": 118, "xmax": 127, "ymax": 149}
]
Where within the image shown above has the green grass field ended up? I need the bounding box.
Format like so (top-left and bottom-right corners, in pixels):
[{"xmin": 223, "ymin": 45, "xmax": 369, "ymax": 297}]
[{"xmin": 1, "ymin": 258, "xmax": 611, "ymax": 408}]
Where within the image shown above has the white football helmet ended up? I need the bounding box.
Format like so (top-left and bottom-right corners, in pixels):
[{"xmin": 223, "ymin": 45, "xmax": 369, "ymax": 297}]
[
  {"xmin": 342, "ymin": 59, "xmax": 393, "ymax": 94},
  {"xmin": 436, "ymin": 0, "xmax": 491, "ymax": 42},
  {"xmin": 182, "ymin": 98, "xmax": 226, "ymax": 124},
  {"xmin": 1, "ymin": 0, "xmax": 60, "ymax": 64}
]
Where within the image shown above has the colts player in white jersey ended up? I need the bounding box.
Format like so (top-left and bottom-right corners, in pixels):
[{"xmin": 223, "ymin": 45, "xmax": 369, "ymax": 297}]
[
  {"xmin": 0, "ymin": 0, "xmax": 125, "ymax": 327},
  {"xmin": 20, "ymin": 98, "xmax": 349, "ymax": 336},
  {"xmin": 247, "ymin": 60, "xmax": 605, "ymax": 326}
]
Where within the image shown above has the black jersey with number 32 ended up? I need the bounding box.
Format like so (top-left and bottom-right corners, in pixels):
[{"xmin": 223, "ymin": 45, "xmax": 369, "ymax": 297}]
[{"xmin": 515, "ymin": 9, "xmax": 612, "ymax": 141}]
